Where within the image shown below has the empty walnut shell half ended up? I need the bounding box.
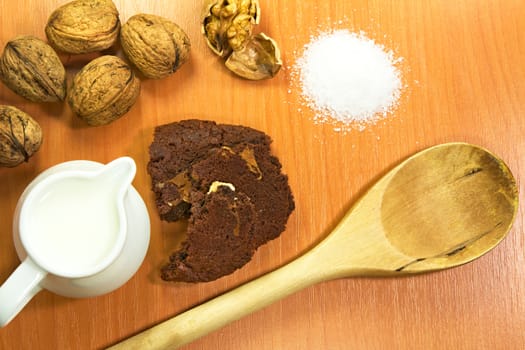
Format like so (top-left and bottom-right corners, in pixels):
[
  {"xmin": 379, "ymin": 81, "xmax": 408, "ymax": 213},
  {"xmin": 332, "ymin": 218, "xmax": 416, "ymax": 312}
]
[
  {"xmin": 202, "ymin": 0, "xmax": 260, "ymax": 57},
  {"xmin": 0, "ymin": 105, "xmax": 43, "ymax": 167},
  {"xmin": 225, "ymin": 33, "xmax": 282, "ymax": 80},
  {"xmin": 120, "ymin": 14, "xmax": 191, "ymax": 79},
  {"xmin": 67, "ymin": 55, "xmax": 140, "ymax": 126},
  {"xmin": 45, "ymin": 0, "xmax": 120, "ymax": 54},
  {"xmin": 0, "ymin": 36, "xmax": 66, "ymax": 102}
]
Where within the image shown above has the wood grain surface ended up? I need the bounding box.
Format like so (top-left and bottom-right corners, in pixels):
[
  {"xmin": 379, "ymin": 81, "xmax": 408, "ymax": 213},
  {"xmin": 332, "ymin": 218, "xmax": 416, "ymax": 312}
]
[{"xmin": 0, "ymin": 1, "xmax": 524, "ymax": 349}]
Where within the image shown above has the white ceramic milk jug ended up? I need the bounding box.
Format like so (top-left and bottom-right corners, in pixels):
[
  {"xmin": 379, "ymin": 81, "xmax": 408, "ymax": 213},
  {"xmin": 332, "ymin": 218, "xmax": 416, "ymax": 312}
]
[{"xmin": 0, "ymin": 157, "xmax": 150, "ymax": 327}]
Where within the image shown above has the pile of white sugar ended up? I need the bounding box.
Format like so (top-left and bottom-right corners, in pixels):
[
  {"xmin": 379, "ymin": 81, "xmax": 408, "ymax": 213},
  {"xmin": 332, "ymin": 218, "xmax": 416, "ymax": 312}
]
[{"xmin": 293, "ymin": 30, "xmax": 403, "ymax": 130}]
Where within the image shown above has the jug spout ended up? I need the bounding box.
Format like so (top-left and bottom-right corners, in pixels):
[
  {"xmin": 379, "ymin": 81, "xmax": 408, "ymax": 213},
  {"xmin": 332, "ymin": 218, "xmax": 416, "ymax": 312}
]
[{"xmin": 98, "ymin": 157, "xmax": 137, "ymax": 189}]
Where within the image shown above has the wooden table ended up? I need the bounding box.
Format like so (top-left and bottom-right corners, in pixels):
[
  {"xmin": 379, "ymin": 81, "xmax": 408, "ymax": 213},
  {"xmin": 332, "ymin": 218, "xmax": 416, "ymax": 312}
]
[{"xmin": 1, "ymin": 0, "xmax": 524, "ymax": 349}]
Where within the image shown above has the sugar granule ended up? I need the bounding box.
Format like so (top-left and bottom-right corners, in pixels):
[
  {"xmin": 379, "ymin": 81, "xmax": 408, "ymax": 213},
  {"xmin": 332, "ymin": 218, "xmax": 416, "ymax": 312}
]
[{"xmin": 293, "ymin": 30, "xmax": 403, "ymax": 130}]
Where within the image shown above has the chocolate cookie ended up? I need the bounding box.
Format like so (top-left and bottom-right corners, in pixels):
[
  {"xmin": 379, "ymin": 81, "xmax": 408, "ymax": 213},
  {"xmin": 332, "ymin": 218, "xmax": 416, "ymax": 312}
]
[
  {"xmin": 161, "ymin": 184, "xmax": 257, "ymax": 282},
  {"xmin": 148, "ymin": 119, "xmax": 270, "ymax": 221},
  {"xmin": 148, "ymin": 120, "xmax": 294, "ymax": 282}
]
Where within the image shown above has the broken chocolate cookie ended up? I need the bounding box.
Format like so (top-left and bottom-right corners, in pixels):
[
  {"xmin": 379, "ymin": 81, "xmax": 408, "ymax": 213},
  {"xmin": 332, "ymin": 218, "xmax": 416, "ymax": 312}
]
[{"xmin": 148, "ymin": 119, "xmax": 294, "ymax": 282}]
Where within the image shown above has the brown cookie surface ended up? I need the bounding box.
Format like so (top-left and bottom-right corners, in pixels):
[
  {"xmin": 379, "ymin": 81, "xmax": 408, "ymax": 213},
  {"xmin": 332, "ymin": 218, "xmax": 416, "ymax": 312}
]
[
  {"xmin": 161, "ymin": 185, "xmax": 257, "ymax": 282},
  {"xmin": 148, "ymin": 119, "xmax": 294, "ymax": 282},
  {"xmin": 148, "ymin": 119, "xmax": 270, "ymax": 221}
]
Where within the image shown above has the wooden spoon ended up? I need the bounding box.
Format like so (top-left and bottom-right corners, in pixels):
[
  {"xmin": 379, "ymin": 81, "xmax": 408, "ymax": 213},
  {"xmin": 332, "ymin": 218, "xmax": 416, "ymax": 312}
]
[{"xmin": 109, "ymin": 142, "xmax": 518, "ymax": 349}]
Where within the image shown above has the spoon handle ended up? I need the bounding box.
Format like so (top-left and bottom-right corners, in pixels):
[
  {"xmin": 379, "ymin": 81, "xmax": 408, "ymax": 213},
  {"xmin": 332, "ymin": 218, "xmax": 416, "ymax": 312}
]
[{"xmin": 108, "ymin": 251, "xmax": 327, "ymax": 350}]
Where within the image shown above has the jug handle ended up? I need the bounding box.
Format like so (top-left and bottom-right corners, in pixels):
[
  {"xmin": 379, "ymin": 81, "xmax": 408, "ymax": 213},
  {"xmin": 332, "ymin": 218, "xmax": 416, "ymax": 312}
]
[{"xmin": 0, "ymin": 258, "xmax": 45, "ymax": 327}]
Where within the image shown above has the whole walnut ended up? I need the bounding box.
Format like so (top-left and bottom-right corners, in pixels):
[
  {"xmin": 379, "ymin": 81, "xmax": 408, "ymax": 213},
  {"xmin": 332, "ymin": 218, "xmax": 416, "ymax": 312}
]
[
  {"xmin": 67, "ymin": 55, "xmax": 140, "ymax": 126},
  {"xmin": 45, "ymin": 0, "xmax": 120, "ymax": 54},
  {"xmin": 0, "ymin": 36, "xmax": 66, "ymax": 102},
  {"xmin": 0, "ymin": 105, "xmax": 43, "ymax": 167},
  {"xmin": 120, "ymin": 14, "xmax": 191, "ymax": 79}
]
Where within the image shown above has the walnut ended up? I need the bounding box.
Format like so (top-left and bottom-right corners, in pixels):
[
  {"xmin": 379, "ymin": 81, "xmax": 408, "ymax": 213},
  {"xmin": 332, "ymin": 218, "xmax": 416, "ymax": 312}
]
[
  {"xmin": 202, "ymin": 0, "xmax": 260, "ymax": 57},
  {"xmin": 202, "ymin": 0, "xmax": 281, "ymax": 80},
  {"xmin": 67, "ymin": 55, "xmax": 140, "ymax": 126},
  {"xmin": 45, "ymin": 0, "xmax": 120, "ymax": 54},
  {"xmin": 0, "ymin": 105, "xmax": 43, "ymax": 167},
  {"xmin": 225, "ymin": 33, "xmax": 281, "ymax": 80},
  {"xmin": 0, "ymin": 36, "xmax": 66, "ymax": 102},
  {"xmin": 120, "ymin": 14, "xmax": 191, "ymax": 79}
]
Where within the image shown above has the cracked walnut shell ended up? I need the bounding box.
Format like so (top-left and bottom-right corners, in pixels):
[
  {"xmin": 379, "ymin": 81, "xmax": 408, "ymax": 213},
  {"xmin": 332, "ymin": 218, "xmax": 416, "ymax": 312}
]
[
  {"xmin": 225, "ymin": 33, "xmax": 281, "ymax": 80},
  {"xmin": 202, "ymin": 0, "xmax": 281, "ymax": 80},
  {"xmin": 202, "ymin": 0, "xmax": 260, "ymax": 57},
  {"xmin": 120, "ymin": 14, "xmax": 191, "ymax": 79},
  {"xmin": 0, "ymin": 105, "xmax": 42, "ymax": 167},
  {"xmin": 0, "ymin": 36, "xmax": 66, "ymax": 102},
  {"xmin": 45, "ymin": 0, "xmax": 120, "ymax": 54},
  {"xmin": 67, "ymin": 55, "xmax": 140, "ymax": 126}
]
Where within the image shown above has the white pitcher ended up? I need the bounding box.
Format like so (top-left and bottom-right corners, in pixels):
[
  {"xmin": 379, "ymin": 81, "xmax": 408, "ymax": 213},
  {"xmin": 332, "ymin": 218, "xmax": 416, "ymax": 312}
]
[{"xmin": 0, "ymin": 157, "xmax": 150, "ymax": 327}]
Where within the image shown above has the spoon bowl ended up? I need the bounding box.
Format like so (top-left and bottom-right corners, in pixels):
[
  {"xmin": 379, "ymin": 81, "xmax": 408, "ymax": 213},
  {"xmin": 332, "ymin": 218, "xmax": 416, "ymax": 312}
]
[
  {"xmin": 316, "ymin": 142, "xmax": 518, "ymax": 278},
  {"xmin": 110, "ymin": 142, "xmax": 518, "ymax": 349}
]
